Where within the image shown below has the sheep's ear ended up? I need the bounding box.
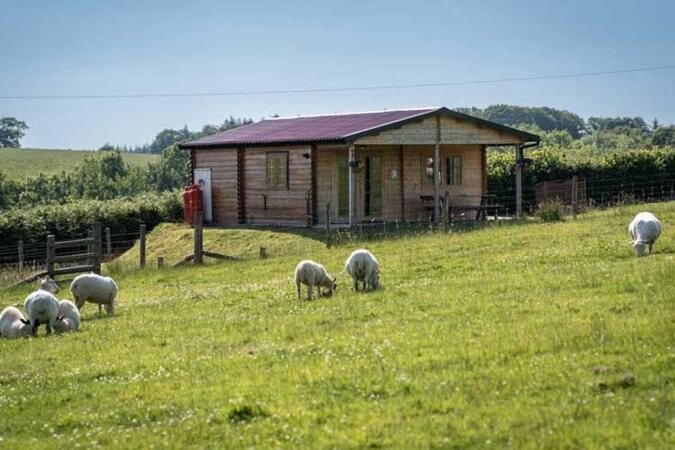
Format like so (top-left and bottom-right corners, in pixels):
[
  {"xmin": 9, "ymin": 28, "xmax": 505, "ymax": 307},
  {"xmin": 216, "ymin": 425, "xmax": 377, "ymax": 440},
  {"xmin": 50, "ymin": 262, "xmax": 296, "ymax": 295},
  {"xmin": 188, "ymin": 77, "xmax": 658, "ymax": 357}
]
[
  {"xmin": 20, "ymin": 319, "xmax": 30, "ymax": 325},
  {"xmin": 57, "ymin": 315, "xmax": 65, "ymax": 321},
  {"xmin": 332, "ymin": 276, "xmax": 337, "ymax": 282}
]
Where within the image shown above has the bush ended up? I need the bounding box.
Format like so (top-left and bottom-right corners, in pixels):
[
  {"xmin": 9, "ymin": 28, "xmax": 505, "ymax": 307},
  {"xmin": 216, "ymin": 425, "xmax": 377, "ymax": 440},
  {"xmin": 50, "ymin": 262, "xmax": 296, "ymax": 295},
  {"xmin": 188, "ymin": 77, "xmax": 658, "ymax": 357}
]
[
  {"xmin": 537, "ymin": 200, "xmax": 566, "ymax": 223},
  {"xmin": 0, "ymin": 191, "xmax": 182, "ymax": 255}
]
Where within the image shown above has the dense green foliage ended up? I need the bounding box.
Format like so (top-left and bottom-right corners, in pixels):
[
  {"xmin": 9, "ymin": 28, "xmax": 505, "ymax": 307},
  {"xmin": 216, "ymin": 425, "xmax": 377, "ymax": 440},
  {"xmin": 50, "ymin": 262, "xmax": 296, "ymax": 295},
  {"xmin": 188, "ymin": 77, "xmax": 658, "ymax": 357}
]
[
  {"xmin": 0, "ymin": 191, "xmax": 182, "ymax": 252},
  {"xmin": 0, "ymin": 117, "xmax": 29, "ymax": 147},
  {"xmin": 0, "ymin": 202, "xmax": 673, "ymax": 448}
]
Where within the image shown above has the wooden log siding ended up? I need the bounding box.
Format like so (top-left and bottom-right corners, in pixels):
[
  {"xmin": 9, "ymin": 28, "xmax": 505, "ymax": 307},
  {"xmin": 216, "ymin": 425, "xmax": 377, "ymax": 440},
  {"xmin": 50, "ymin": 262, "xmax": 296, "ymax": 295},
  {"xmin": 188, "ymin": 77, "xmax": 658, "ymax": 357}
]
[
  {"xmin": 193, "ymin": 149, "xmax": 239, "ymax": 225},
  {"xmin": 402, "ymin": 145, "xmax": 483, "ymax": 221},
  {"xmin": 244, "ymin": 146, "xmax": 312, "ymax": 226},
  {"xmin": 354, "ymin": 115, "xmax": 526, "ymax": 146}
]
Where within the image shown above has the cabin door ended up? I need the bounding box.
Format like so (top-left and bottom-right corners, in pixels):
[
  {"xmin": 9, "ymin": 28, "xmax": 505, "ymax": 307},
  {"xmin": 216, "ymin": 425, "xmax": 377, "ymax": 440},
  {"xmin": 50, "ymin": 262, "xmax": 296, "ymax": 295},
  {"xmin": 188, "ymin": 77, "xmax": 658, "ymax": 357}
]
[
  {"xmin": 193, "ymin": 168, "xmax": 213, "ymax": 223},
  {"xmin": 364, "ymin": 156, "xmax": 382, "ymax": 218},
  {"xmin": 334, "ymin": 156, "xmax": 349, "ymax": 221}
]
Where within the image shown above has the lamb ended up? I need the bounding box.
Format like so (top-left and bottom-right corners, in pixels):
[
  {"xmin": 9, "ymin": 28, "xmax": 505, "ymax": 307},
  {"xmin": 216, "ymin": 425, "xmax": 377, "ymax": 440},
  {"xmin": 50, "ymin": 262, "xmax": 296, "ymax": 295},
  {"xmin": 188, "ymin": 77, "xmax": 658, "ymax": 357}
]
[
  {"xmin": 23, "ymin": 289, "xmax": 60, "ymax": 336},
  {"xmin": 628, "ymin": 212, "xmax": 662, "ymax": 257},
  {"xmin": 294, "ymin": 260, "xmax": 337, "ymax": 300},
  {"xmin": 53, "ymin": 300, "xmax": 81, "ymax": 332},
  {"xmin": 0, "ymin": 306, "xmax": 32, "ymax": 339},
  {"xmin": 345, "ymin": 249, "xmax": 380, "ymax": 292},
  {"xmin": 70, "ymin": 273, "xmax": 118, "ymax": 316}
]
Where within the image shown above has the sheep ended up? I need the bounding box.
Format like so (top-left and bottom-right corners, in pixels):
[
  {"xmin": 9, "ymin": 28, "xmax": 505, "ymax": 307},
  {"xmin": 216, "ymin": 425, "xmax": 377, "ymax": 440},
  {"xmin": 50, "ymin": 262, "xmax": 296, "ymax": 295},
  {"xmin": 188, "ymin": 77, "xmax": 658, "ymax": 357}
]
[
  {"xmin": 70, "ymin": 273, "xmax": 118, "ymax": 316},
  {"xmin": 38, "ymin": 276, "xmax": 60, "ymax": 294},
  {"xmin": 23, "ymin": 290, "xmax": 60, "ymax": 336},
  {"xmin": 294, "ymin": 260, "xmax": 337, "ymax": 300},
  {"xmin": 628, "ymin": 212, "xmax": 662, "ymax": 257},
  {"xmin": 0, "ymin": 306, "xmax": 32, "ymax": 339},
  {"xmin": 53, "ymin": 300, "xmax": 81, "ymax": 333},
  {"xmin": 345, "ymin": 249, "xmax": 380, "ymax": 292}
]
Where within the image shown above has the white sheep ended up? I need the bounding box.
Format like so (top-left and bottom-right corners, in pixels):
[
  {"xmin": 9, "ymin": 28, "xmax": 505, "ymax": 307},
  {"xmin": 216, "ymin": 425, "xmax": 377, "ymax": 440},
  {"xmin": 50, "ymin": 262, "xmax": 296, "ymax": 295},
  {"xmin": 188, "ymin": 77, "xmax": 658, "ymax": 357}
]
[
  {"xmin": 628, "ymin": 212, "xmax": 662, "ymax": 257},
  {"xmin": 345, "ymin": 249, "xmax": 380, "ymax": 292},
  {"xmin": 38, "ymin": 276, "xmax": 60, "ymax": 294},
  {"xmin": 294, "ymin": 260, "xmax": 337, "ymax": 300},
  {"xmin": 54, "ymin": 300, "xmax": 81, "ymax": 332},
  {"xmin": 0, "ymin": 306, "xmax": 32, "ymax": 339},
  {"xmin": 23, "ymin": 290, "xmax": 60, "ymax": 336},
  {"xmin": 70, "ymin": 273, "xmax": 118, "ymax": 316}
]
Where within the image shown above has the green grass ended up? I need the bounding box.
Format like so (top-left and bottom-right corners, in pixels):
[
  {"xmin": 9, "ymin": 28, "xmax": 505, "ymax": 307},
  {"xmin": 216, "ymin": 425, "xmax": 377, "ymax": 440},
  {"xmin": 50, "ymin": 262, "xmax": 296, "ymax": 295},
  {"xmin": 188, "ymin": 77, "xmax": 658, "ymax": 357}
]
[
  {"xmin": 0, "ymin": 148, "xmax": 158, "ymax": 180},
  {"xmin": 0, "ymin": 203, "xmax": 673, "ymax": 449}
]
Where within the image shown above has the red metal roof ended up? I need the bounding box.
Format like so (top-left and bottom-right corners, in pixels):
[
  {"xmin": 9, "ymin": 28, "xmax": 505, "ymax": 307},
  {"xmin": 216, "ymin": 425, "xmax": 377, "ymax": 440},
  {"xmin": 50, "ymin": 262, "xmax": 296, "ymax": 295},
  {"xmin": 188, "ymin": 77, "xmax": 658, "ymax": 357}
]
[
  {"xmin": 180, "ymin": 107, "xmax": 540, "ymax": 148},
  {"xmin": 182, "ymin": 108, "xmax": 439, "ymax": 147}
]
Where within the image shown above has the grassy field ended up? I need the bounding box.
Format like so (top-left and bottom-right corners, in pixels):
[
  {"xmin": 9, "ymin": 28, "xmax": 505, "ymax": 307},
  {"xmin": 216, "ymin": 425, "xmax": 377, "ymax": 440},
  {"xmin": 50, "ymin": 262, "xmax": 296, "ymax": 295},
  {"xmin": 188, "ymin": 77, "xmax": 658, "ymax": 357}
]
[
  {"xmin": 0, "ymin": 148, "xmax": 158, "ymax": 180},
  {"xmin": 0, "ymin": 203, "xmax": 673, "ymax": 449}
]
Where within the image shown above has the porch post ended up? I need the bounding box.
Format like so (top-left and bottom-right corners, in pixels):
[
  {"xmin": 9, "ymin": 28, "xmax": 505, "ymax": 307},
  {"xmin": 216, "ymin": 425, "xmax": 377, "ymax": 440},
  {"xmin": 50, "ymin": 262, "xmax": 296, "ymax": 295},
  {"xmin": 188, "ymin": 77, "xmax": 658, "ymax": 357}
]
[
  {"xmin": 515, "ymin": 143, "xmax": 523, "ymax": 217},
  {"xmin": 348, "ymin": 144, "xmax": 356, "ymax": 227},
  {"xmin": 434, "ymin": 115, "xmax": 441, "ymax": 224}
]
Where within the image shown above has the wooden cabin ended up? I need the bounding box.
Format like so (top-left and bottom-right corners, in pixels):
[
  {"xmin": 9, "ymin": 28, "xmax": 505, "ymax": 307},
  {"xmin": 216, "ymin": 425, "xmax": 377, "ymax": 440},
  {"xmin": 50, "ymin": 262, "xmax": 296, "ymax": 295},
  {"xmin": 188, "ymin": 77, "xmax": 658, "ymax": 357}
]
[{"xmin": 180, "ymin": 107, "xmax": 540, "ymax": 227}]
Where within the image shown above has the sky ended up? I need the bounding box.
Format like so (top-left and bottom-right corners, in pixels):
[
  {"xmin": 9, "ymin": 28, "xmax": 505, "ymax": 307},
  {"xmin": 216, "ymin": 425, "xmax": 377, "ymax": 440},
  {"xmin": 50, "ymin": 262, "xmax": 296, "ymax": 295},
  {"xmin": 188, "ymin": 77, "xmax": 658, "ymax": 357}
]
[{"xmin": 1, "ymin": 0, "xmax": 674, "ymax": 149}]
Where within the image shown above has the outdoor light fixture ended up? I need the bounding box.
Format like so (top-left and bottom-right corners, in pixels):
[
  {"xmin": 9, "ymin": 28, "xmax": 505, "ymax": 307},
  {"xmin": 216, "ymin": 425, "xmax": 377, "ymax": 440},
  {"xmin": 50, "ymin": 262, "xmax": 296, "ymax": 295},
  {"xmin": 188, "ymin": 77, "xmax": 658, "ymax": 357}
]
[{"xmin": 302, "ymin": 152, "xmax": 311, "ymax": 159}]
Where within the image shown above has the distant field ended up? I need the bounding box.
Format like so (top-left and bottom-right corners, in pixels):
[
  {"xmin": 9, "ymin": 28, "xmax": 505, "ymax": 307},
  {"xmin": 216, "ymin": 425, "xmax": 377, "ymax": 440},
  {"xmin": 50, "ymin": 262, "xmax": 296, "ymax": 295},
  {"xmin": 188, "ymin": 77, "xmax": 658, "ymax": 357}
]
[
  {"xmin": 0, "ymin": 148, "xmax": 159, "ymax": 180},
  {"xmin": 0, "ymin": 202, "xmax": 673, "ymax": 448}
]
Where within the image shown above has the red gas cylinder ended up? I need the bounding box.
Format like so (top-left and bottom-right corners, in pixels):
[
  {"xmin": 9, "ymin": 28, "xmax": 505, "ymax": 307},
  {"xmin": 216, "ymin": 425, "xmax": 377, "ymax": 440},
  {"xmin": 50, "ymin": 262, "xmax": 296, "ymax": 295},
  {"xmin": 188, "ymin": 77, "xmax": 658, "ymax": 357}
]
[{"xmin": 183, "ymin": 186, "xmax": 193, "ymax": 224}]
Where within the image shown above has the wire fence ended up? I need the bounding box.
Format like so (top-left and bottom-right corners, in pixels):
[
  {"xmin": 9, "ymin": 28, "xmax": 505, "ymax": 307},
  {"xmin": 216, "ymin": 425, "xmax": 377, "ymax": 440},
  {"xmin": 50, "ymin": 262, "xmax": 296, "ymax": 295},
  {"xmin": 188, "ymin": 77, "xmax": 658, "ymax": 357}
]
[{"xmin": 1, "ymin": 176, "xmax": 673, "ymax": 289}]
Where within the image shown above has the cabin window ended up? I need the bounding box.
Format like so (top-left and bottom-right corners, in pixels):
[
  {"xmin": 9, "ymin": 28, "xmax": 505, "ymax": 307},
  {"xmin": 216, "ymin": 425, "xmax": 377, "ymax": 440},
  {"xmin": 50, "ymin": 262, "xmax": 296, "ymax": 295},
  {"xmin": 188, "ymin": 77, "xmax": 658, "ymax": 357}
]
[
  {"xmin": 446, "ymin": 156, "xmax": 462, "ymax": 185},
  {"xmin": 266, "ymin": 151, "xmax": 288, "ymax": 188},
  {"xmin": 421, "ymin": 157, "xmax": 440, "ymax": 188}
]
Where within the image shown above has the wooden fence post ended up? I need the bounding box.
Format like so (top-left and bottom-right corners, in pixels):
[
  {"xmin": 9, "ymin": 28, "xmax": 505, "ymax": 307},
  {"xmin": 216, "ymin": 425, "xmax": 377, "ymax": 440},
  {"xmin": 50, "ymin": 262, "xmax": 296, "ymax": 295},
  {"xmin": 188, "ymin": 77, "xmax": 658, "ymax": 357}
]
[
  {"xmin": 571, "ymin": 175, "xmax": 578, "ymax": 218},
  {"xmin": 47, "ymin": 235, "xmax": 55, "ymax": 278},
  {"xmin": 92, "ymin": 223, "xmax": 102, "ymax": 274},
  {"xmin": 443, "ymin": 191, "xmax": 450, "ymax": 230},
  {"xmin": 194, "ymin": 212, "xmax": 203, "ymax": 264},
  {"xmin": 325, "ymin": 203, "xmax": 331, "ymax": 249},
  {"xmin": 105, "ymin": 227, "xmax": 112, "ymax": 260},
  {"xmin": 18, "ymin": 239, "xmax": 24, "ymax": 269},
  {"xmin": 157, "ymin": 256, "xmax": 164, "ymax": 268},
  {"xmin": 139, "ymin": 223, "xmax": 146, "ymax": 268},
  {"xmin": 259, "ymin": 247, "xmax": 267, "ymax": 259}
]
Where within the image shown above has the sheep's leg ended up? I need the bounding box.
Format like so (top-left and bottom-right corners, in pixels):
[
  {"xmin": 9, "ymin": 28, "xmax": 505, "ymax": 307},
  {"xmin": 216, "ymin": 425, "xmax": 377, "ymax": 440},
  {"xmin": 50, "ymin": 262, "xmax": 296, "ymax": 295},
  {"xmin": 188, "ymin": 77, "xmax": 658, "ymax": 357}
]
[
  {"xmin": 32, "ymin": 319, "xmax": 39, "ymax": 337},
  {"xmin": 46, "ymin": 322, "xmax": 53, "ymax": 335},
  {"xmin": 307, "ymin": 285, "xmax": 313, "ymax": 301},
  {"xmin": 648, "ymin": 242, "xmax": 654, "ymax": 255},
  {"xmin": 352, "ymin": 277, "xmax": 358, "ymax": 292}
]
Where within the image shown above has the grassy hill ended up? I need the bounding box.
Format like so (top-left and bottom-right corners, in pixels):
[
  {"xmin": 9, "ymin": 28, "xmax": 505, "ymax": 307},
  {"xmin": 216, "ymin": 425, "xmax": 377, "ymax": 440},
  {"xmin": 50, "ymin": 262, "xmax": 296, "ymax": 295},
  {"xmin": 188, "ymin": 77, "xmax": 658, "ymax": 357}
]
[
  {"xmin": 0, "ymin": 202, "xmax": 673, "ymax": 448},
  {"xmin": 0, "ymin": 148, "xmax": 158, "ymax": 180}
]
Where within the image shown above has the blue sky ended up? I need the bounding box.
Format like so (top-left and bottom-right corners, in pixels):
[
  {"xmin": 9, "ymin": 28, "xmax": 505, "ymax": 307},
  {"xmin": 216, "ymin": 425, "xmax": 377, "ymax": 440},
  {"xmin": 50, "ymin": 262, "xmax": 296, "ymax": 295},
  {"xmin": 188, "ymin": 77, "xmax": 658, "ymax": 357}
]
[{"xmin": 1, "ymin": 0, "xmax": 674, "ymax": 149}]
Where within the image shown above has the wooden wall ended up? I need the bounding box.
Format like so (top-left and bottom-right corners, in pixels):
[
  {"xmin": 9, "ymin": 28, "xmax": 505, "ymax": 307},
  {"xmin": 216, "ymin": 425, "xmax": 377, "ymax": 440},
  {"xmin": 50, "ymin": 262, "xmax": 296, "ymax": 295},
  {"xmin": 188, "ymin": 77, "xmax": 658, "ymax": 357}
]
[
  {"xmin": 193, "ymin": 149, "xmax": 239, "ymax": 225},
  {"xmin": 244, "ymin": 145, "xmax": 312, "ymax": 226},
  {"xmin": 354, "ymin": 115, "xmax": 525, "ymax": 146},
  {"xmin": 401, "ymin": 145, "xmax": 483, "ymax": 221}
]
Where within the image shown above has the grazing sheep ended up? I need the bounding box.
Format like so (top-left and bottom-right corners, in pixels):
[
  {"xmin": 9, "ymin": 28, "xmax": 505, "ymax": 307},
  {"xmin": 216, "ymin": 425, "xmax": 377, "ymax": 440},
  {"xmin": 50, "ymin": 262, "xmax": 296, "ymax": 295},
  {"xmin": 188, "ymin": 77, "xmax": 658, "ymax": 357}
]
[
  {"xmin": 38, "ymin": 276, "xmax": 60, "ymax": 294},
  {"xmin": 345, "ymin": 249, "xmax": 380, "ymax": 292},
  {"xmin": 0, "ymin": 306, "xmax": 32, "ymax": 339},
  {"xmin": 54, "ymin": 300, "xmax": 81, "ymax": 332},
  {"xmin": 294, "ymin": 260, "xmax": 337, "ymax": 300},
  {"xmin": 70, "ymin": 273, "xmax": 118, "ymax": 316},
  {"xmin": 23, "ymin": 290, "xmax": 60, "ymax": 336},
  {"xmin": 628, "ymin": 212, "xmax": 662, "ymax": 257}
]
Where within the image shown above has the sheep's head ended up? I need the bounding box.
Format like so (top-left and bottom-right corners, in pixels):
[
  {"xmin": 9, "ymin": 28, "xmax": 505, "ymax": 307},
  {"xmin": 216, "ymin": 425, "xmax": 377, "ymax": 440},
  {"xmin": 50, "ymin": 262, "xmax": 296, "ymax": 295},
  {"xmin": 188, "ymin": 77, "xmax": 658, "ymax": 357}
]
[
  {"xmin": 371, "ymin": 270, "xmax": 381, "ymax": 289},
  {"xmin": 633, "ymin": 241, "xmax": 646, "ymax": 257},
  {"xmin": 39, "ymin": 277, "xmax": 60, "ymax": 294},
  {"xmin": 16, "ymin": 318, "xmax": 32, "ymax": 338},
  {"xmin": 323, "ymin": 276, "xmax": 337, "ymax": 297}
]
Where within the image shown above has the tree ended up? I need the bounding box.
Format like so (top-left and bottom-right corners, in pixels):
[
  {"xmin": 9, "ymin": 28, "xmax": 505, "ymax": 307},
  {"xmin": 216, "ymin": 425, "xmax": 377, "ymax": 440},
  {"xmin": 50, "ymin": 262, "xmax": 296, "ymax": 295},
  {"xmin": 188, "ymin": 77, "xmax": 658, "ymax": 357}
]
[
  {"xmin": 652, "ymin": 126, "xmax": 675, "ymax": 147},
  {"xmin": 0, "ymin": 117, "xmax": 29, "ymax": 147}
]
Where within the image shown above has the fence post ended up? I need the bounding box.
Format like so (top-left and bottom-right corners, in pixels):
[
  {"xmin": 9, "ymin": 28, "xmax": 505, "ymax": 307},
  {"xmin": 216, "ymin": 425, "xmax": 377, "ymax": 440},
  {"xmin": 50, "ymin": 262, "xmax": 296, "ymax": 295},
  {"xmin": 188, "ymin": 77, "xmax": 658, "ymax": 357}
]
[
  {"xmin": 86, "ymin": 227, "xmax": 93, "ymax": 267},
  {"xmin": 47, "ymin": 235, "xmax": 55, "ymax": 278},
  {"xmin": 139, "ymin": 223, "xmax": 146, "ymax": 268},
  {"xmin": 194, "ymin": 211, "xmax": 203, "ymax": 264},
  {"xmin": 259, "ymin": 247, "xmax": 267, "ymax": 259},
  {"xmin": 325, "ymin": 203, "xmax": 331, "ymax": 249},
  {"xmin": 18, "ymin": 239, "xmax": 24, "ymax": 269},
  {"xmin": 105, "ymin": 227, "xmax": 112, "ymax": 260},
  {"xmin": 571, "ymin": 176, "xmax": 578, "ymax": 218},
  {"xmin": 443, "ymin": 191, "xmax": 450, "ymax": 230},
  {"xmin": 92, "ymin": 223, "xmax": 102, "ymax": 274},
  {"xmin": 157, "ymin": 256, "xmax": 164, "ymax": 268}
]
